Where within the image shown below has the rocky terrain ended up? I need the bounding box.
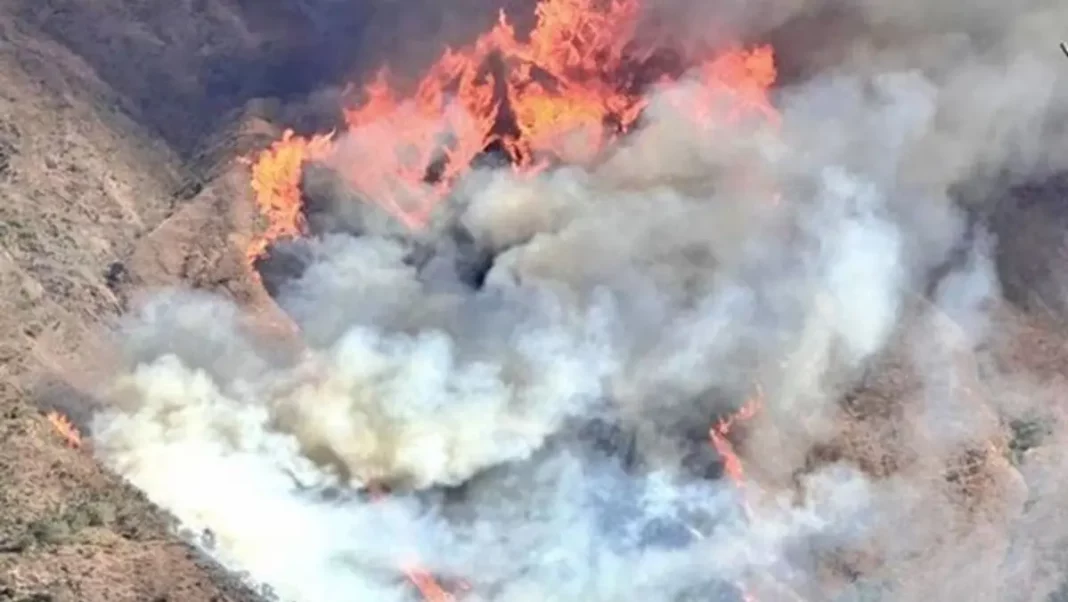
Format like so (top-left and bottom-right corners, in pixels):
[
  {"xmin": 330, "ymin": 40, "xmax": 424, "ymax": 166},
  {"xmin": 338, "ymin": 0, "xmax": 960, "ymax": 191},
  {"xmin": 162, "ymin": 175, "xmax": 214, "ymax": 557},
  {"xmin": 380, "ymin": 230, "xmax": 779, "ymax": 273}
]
[{"xmin": 0, "ymin": 1, "xmax": 339, "ymax": 599}]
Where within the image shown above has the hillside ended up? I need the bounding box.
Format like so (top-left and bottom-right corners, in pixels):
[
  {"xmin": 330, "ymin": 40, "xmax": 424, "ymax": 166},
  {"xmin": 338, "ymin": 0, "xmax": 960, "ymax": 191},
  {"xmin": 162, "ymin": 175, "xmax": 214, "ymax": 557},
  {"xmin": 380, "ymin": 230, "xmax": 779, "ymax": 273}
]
[
  {"xmin": 0, "ymin": 1, "xmax": 527, "ymax": 597},
  {"xmin": 0, "ymin": 2, "xmax": 283, "ymax": 599}
]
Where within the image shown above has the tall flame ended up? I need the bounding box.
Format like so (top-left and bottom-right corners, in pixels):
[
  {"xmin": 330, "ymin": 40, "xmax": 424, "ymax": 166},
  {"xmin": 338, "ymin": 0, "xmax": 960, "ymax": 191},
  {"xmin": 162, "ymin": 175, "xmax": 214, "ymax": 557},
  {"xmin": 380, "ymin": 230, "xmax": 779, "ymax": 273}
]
[
  {"xmin": 240, "ymin": 2, "xmax": 780, "ymax": 597},
  {"xmin": 243, "ymin": 0, "xmax": 778, "ymax": 263},
  {"xmin": 242, "ymin": 130, "xmax": 333, "ymax": 265}
]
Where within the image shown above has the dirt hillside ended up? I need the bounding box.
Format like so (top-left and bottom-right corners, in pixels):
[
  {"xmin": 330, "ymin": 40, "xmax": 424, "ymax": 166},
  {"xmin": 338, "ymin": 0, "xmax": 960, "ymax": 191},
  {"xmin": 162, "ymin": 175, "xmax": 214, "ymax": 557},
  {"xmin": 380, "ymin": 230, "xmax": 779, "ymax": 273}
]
[{"xmin": 0, "ymin": 2, "xmax": 294, "ymax": 599}]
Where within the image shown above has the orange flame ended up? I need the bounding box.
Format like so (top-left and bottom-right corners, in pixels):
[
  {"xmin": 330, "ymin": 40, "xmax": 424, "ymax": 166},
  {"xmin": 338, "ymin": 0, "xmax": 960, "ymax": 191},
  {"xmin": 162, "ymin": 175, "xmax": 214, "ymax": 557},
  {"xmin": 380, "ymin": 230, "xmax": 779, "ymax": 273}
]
[
  {"xmin": 710, "ymin": 387, "xmax": 762, "ymax": 487},
  {"xmin": 366, "ymin": 384, "xmax": 767, "ymax": 602},
  {"xmin": 244, "ymin": 0, "xmax": 778, "ymax": 263},
  {"xmin": 46, "ymin": 411, "xmax": 82, "ymax": 449},
  {"xmin": 404, "ymin": 567, "xmax": 456, "ymax": 602},
  {"xmin": 366, "ymin": 484, "xmax": 459, "ymax": 601},
  {"xmin": 710, "ymin": 386, "xmax": 764, "ymax": 602},
  {"xmin": 663, "ymin": 45, "xmax": 779, "ymax": 128},
  {"xmin": 243, "ymin": 129, "xmax": 334, "ymax": 265}
]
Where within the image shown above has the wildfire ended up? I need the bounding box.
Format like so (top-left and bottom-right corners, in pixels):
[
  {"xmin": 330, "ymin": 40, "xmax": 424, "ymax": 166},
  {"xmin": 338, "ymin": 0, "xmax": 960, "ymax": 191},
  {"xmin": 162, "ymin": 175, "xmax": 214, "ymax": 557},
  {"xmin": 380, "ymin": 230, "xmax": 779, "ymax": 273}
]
[
  {"xmin": 367, "ymin": 485, "xmax": 460, "ymax": 601},
  {"xmin": 238, "ymin": 1, "xmax": 780, "ymax": 598},
  {"xmin": 710, "ymin": 387, "xmax": 763, "ymax": 489},
  {"xmin": 403, "ymin": 567, "xmax": 458, "ymax": 602},
  {"xmin": 710, "ymin": 387, "xmax": 764, "ymax": 602},
  {"xmin": 46, "ymin": 411, "xmax": 83, "ymax": 449},
  {"xmin": 243, "ymin": 130, "xmax": 333, "ymax": 264},
  {"xmin": 243, "ymin": 0, "xmax": 778, "ymax": 264}
]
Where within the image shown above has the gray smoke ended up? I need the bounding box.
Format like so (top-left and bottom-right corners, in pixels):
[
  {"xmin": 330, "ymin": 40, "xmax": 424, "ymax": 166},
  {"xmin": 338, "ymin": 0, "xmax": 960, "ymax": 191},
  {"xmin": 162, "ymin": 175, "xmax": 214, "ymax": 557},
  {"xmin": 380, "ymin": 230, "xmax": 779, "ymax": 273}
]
[{"xmin": 88, "ymin": 1, "xmax": 1068, "ymax": 601}]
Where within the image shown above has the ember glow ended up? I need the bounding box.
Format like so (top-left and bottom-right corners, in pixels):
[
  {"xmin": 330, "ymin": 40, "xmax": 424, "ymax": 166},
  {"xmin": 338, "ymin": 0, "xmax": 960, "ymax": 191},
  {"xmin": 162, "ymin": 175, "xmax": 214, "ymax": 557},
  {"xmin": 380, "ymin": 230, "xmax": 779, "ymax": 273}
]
[{"xmin": 244, "ymin": 0, "xmax": 777, "ymax": 263}]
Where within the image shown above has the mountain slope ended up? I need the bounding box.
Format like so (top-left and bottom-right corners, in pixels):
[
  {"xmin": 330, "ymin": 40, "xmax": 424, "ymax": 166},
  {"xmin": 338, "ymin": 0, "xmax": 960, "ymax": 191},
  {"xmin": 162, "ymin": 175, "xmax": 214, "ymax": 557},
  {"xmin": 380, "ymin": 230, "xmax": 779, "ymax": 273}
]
[{"xmin": 0, "ymin": 4, "xmax": 268, "ymax": 600}]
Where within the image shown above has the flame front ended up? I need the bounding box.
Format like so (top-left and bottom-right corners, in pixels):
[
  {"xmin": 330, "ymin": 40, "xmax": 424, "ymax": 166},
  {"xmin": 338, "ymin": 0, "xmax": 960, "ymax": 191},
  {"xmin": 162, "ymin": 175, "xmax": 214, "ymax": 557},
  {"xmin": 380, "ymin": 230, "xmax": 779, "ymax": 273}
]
[
  {"xmin": 710, "ymin": 388, "xmax": 763, "ymax": 492},
  {"xmin": 47, "ymin": 411, "xmax": 83, "ymax": 449},
  {"xmin": 244, "ymin": 0, "xmax": 778, "ymax": 263},
  {"xmin": 243, "ymin": 130, "xmax": 333, "ymax": 265},
  {"xmin": 240, "ymin": 1, "xmax": 781, "ymax": 597}
]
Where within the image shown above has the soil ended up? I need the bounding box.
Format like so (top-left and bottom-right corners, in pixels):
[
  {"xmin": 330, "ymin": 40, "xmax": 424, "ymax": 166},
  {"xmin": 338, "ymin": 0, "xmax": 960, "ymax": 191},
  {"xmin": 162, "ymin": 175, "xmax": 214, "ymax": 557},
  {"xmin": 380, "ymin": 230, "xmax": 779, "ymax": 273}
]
[{"xmin": 0, "ymin": 1, "xmax": 306, "ymax": 599}]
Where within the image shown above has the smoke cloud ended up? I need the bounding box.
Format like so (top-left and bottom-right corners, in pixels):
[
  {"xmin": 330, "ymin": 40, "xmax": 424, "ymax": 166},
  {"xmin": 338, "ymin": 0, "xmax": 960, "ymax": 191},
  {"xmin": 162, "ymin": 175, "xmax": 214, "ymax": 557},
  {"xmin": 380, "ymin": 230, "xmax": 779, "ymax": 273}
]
[{"xmin": 87, "ymin": 1, "xmax": 1068, "ymax": 601}]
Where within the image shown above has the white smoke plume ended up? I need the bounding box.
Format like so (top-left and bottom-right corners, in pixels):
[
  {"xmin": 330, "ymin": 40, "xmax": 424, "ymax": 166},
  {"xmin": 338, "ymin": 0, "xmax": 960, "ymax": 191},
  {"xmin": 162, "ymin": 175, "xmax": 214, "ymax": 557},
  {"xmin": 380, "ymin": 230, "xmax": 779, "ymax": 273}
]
[{"xmin": 87, "ymin": 1, "xmax": 1068, "ymax": 601}]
